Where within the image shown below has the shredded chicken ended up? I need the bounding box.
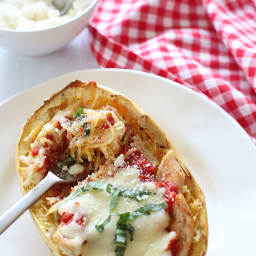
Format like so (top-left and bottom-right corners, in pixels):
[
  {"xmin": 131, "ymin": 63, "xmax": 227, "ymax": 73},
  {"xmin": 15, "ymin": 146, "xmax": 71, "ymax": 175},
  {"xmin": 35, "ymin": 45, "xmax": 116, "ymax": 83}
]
[
  {"xmin": 158, "ymin": 149, "xmax": 194, "ymax": 256},
  {"xmin": 171, "ymin": 194, "xmax": 194, "ymax": 256},
  {"xmin": 158, "ymin": 149, "xmax": 185, "ymax": 192}
]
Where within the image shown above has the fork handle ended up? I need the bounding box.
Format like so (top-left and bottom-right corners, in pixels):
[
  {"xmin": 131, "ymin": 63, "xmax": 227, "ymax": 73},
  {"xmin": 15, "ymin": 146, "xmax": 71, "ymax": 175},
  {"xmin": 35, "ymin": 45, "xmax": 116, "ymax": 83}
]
[{"xmin": 0, "ymin": 172, "xmax": 60, "ymax": 235}]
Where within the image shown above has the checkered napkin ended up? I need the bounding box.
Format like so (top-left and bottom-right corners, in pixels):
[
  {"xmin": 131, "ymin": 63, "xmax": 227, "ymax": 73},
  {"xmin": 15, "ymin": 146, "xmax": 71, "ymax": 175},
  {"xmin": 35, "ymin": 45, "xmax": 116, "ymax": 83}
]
[{"xmin": 88, "ymin": 0, "xmax": 256, "ymax": 143}]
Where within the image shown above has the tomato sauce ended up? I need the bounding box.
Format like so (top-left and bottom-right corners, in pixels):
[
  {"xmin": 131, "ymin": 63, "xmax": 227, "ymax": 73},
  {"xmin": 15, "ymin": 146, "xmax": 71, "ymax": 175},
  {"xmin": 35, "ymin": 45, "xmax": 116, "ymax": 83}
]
[
  {"xmin": 76, "ymin": 216, "xmax": 85, "ymax": 226},
  {"xmin": 56, "ymin": 121, "xmax": 62, "ymax": 130},
  {"xmin": 61, "ymin": 212, "xmax": 74, "ymax": 224},
  {"xmin": 118, "ymin": 145, "xmax": 131, "ymax": 156},
  {"xmin": 43, "ymin": 131, "xmax": 68, "ymax": 171},
  {"xmin": 107, "ymin": 113, "xmax": 115, "ymax": 125},
  {"xmin": 31, "ymin": 147, "xmax": 39, "ymax": 156},
  {"xmin": 61, "ymin": 212, "xmax": 85, "ymax": 227},
  {"xmin": 102, "ymin": 113, "xmax": 115, "ymax": 129},
  {"xmin": 156, "ymin": 180, "xmax": 177, "ymax": 214},
  {"xmin": 46, "ymin": 134, "xmax": 54, "ymax": 141},
  {"xmin": 125, "ymin": 149, "xmax": 156, "ymax": 182},
  {"xmin": 167, "ymin": 237, "xmax": 179, "ymax": 256}
]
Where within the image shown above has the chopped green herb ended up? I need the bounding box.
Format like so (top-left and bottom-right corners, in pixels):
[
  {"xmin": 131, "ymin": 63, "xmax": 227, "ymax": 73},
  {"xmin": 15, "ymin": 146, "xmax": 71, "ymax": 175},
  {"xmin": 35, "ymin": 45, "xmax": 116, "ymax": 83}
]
[
  {"xmin": 120, "ymin": 188, "xmax": 154, "ymax": 201},
  {"xmin": 113, "ymin": 203, "xmax": 167, "ymax": 256},
  {"xmin": 86, "ymin": 182, "xmax": 110, "ymax": 191},
  {"xmin": 82, "ymin": 122, "xmax": 90, "ymax": 137},
  {"xmin": 85, "ymin": 182, "xmax": 154, "ymax": 201},
  {"xmin": 66, "ymin": 186, "xmax": 87, "ymax": 201},
  {"xmin": 115, "ymin": 228, "xmax": 127, "ymax": 247},
  {"xmin": 122, "ymin": 223, "xmax": 135, "ymax": 241},
  {"xmin": 116, "ymin": 213, "xmax": 135, "ymax": 241},
  {"xmin": 106, "ymin": 183, "xmax": 113, "ymax": 193},
  {"xmin": 110, "ymin": 189, "xmax": 121, "ymax": 211},
  {"xmin": 73, "ymin": 107, "xmax": 84, "ymax": 118},
  {"xmin": 95, "ymin": 215, "xmax": 112, "ymax": 232},
  {"xmin": 64, "ymin": 183, "xmax": 111, "ymax": 203},
  {"xmin": 129, "ymin": 203, "xmax": 167, "ymax": 220},
  {"xmin": 115, "ymin": 246, "xmax": 126, "ymax": 256},
  {"xmin": 117, "ymin": 212, "xmax": 130, "ymax": 224}
]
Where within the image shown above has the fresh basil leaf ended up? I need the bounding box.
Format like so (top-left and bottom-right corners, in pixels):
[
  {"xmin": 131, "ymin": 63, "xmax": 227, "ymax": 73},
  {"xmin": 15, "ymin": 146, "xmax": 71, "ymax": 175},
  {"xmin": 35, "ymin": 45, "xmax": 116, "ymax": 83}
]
[
  {"xmin": 95, "ymin": 215, "xmax": 112, "ymax": 232},
  {"xmin": 86, "ymin": 182, "xmax": 109, "ymax": 191},
  {"xmin": 117, "ymin": 223, "xmax": 135, "ymax": 242},
  {"xmin": 122, "ymin": 223, "xmax": 135, "ymax": 241},
  {"xmin": 86, "ymin": 182, "xmax": 154, "ymax": 202},
  {"xmin": 66, "ymin": 182, "xmax": 112, "ymax": 202},
  {"xmin": 106, "ymin": 183, "xmax": 113, "ymax": 193},
  {"xmin": 115, "ymin": 228, "xmax": 127, "ymax": 247},
  {"xmin": 120, "ymin": 188, "xmax": 154, "ymax": 201},
  {"xmin": 129, "ymin": 203, "xmax": 167, "ymax": 220},
  {"xmin": 66, "ymin": 186, "xmax": 87, "ymax": 201},
  {"xmin": 110, "ymin": 189, "xmax": 121, "ymax": 212},
  {"xmin": 73, "ymin": 107, "xmax": 84, "ymax": 118},
  {"xmin": 82, "ymin": 122, "xmax": 90, "ymax": 137},
  {"xmin": 117, "ymin": 212, "xmax": 130, "ymax": 225},
  {"xmin": 113, "ymin": 203, "xmax": 166, "ymax": 255},
  {"xmin": 115, "ymin": 246, "xmax": 126, "ymax": 256},
  {"xmin": 114, "ymin": 214, "xmax": 135, "ymax": 256}
]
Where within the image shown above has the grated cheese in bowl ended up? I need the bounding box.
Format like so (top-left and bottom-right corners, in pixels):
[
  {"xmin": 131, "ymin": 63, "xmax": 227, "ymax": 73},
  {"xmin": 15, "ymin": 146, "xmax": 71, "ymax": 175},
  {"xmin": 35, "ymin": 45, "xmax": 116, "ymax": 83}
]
[{"xmin": 0, "ymin": 0, "xmax": 93, "ymax": 31}]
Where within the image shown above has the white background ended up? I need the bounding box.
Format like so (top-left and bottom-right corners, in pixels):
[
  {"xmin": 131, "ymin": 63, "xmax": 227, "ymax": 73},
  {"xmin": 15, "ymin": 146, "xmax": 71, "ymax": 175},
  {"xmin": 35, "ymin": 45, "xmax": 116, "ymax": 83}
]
[{"xmin": 0, "ymin": 28, "xmax": 99, "ymax": 103}]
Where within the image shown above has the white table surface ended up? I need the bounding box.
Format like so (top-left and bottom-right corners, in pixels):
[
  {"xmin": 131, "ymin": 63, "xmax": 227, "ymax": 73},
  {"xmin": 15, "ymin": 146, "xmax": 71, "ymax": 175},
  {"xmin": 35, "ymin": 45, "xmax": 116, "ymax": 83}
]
[{"xmin": 0, "ymin": 28, "xmax": 99, "ymax": 103}]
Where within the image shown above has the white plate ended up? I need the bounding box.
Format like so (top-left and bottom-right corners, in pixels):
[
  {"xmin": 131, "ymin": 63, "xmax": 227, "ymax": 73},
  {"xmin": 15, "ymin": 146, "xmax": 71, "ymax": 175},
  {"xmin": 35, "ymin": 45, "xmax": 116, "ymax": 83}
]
[{"xmin": 0, "ymin": 69, "xmax": 255, "ymax": 255}]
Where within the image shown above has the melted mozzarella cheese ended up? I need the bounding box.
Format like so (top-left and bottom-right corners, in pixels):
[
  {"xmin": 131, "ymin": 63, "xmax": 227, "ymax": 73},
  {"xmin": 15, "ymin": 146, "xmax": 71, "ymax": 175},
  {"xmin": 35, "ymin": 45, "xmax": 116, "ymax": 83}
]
[{"xmin": 53, "ymin": 168, "xmax": 175, "ymax": 256}]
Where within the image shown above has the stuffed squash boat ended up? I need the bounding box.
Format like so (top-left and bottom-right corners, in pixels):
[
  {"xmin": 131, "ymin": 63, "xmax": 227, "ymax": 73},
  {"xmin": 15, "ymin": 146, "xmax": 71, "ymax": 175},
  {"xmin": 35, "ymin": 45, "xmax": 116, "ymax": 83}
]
[{"xmin": 16, "ymin": 81, "xmax": 208, "ymax": 256}]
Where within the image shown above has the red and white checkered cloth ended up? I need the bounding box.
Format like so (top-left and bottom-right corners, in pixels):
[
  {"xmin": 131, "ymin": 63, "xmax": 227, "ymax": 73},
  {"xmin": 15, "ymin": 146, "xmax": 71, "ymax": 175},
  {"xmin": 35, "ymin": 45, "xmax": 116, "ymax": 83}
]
[{"xmin": 88, "ymin": 0, "xmax": 256, "ymax": 143}]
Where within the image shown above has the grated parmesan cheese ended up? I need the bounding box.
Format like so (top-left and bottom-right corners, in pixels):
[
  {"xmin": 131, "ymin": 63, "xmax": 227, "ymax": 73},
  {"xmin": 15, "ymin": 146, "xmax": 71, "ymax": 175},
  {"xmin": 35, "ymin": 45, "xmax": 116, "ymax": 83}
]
[{"xmin": 114, "ymin": 154, "xmax": 124, "ymax": 168}]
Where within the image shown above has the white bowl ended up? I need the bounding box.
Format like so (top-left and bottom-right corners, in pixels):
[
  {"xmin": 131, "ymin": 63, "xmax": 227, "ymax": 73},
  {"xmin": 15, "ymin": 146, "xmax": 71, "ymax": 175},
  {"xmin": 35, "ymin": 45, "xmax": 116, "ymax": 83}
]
[{"xmin": 0, "ymin": 0, "xmax": 98, "ymax": 56}]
